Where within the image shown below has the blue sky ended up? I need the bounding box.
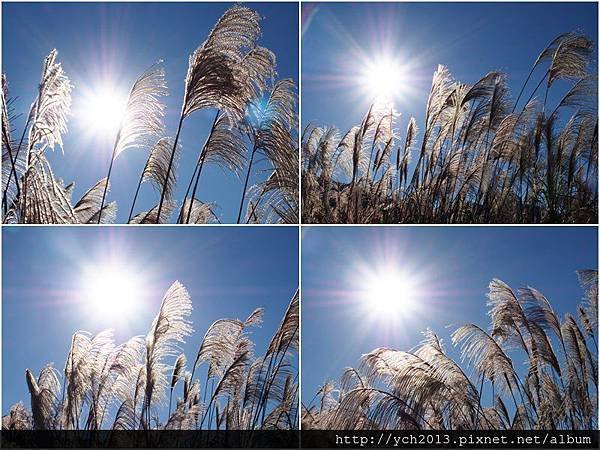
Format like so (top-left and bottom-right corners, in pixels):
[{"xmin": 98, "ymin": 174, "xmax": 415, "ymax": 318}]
[
  {"xmin": 2, "ymin": 226, "xmax": 299, "ymax": 419},
  {"xmin": 301, "ymin": 226, "xmax": 598, "ymax": 402},
  {"xmin": 2, "ymin": 2, "xmax": 298, "ymax": 223},
  {"xmin": 302, "ymin": 1, "xmax": 598, "ymax": 136}
]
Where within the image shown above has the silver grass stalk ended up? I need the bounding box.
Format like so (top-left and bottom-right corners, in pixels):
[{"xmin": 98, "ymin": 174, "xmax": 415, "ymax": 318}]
[
  {"xmin": 158, "ymin": 5, "xmax": 275, "ymax": 223},
  {"xmin": 169, "ymin": 354, "xmax": 187, "ymax": 416},
  {"xmin": 180, "ymin": 112, "xmax": 247, "ymax": 224},
  {"xmin": 129, "ymin": 200, "xmax": 177, "ymax": 225},
  {"xmin": 240, "ymin": 79, "xmax": 298, "ymax": 224},
  {"xmin": 142, "ymin": 281, "xmax": 193, "ymax": 426},
  {"xmin": 1, "ymin": 74, "xmax": 25, "ymax": 210},
  {"xmin": 19, "ymin": 50, "xmax": 72, "ymax": 223},
  {"xmin": 26, "ymin": 365, "xmax": 61, "ymax": 430},
  {"xmin": 181, "ymin": 6, "xmax": 265, "ymax": 120},
  {"xmin": 97, "ymin": 62, "xmax": 167, "ymax": 223},
  {"xmin": 128, "ymin": 137, "xmax": 180, "ymax": 222},
  {"xmin": 2, "ymin": 402, "xmax": 32, "ymax": 430},
  {"xmin": 179, "ymin": 198, "xmax": 218, "ymax": 224},
  {"xmin": 27, "ymin": 50, "xmax": 72, "ymax": 156},
  {"xmin": 73, "ymin": 178, "xmax": 112, "ymax": 224}
]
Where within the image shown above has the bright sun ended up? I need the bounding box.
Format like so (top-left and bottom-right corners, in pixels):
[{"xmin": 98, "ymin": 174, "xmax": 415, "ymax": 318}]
[
  {"xmin": 80, "ymin": 263, "xmax": 142, "ymax": 322},
  {"xmin": 362, "ymin": 267, "xmax": 420, "ymax": 319},
  {"xmin": 361, "ymin": 56, "xmax": 405, "ymax": 102},
  {"xmin": 79, "ymin": 86, "xmax": 127, "ymax": 135}
]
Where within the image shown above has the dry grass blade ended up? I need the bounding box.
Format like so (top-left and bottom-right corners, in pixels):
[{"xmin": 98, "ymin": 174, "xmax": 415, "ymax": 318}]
[
  {"xmin": 28, "ymin": 49, "xmax": 72, "ymax": 154},
  {"xmin": 194, "ymin": 318, "xmax": 245, "ymax": 380},
  {"xmin": 267, "ymin": 290, "xmax": 299, "ymax": 356},
  {"xmin": 547, "ymin": 33, "xmax": 594, "ymax": 87},
  {"xmin": 179, "ymin": 198, "xmax": 217, "ymax": 224},
  {"xmin": 113, "ymin": 63, "xmax": 168, "ymax": 158},
  {"xmin": 1, "ymin": 74, "xmax": 25, "ymax": 203},
  {"xmin": 182, "ymin": 5, "xmax": 273, "ymax": 121},
  {"xmin": 250, "ymin": 80, "xmax": 299, "ymax": 221},
  {"xmin": 244, "ymin": 308, "xmax": 264, "ymax": 327},
  {"xmin": 26, "ymin": 365, "xmax": 61, "ymax": 430},
  {"xmin": 111, "ymin": 399, "xmax": 137, "ymax": 430},
  {"xmin": 244, "ymin": 79, "xmax": 299, "ymax": 223},
  {"xmin": 98, "ymin": 63, "xmax": 168, "ymax": 223},
  {"xmin": 73, "ymin": 178, "xmax": 111, "ymax": 224},
  {"xmin": 452, "ymin": 324, "xmax": 519, "ymax": 394},
  {"xmin": 201, "ymin": 113, "xmax": 248, "ymax": 176},
  {"xmin": 129, "ymin": 200, "xmax": 176, "ymax": 224},
  {"xmin": 576, "ymin": 269, "xmax": 598, "ymax": 328},
  {"xmin": 143, "ymin": 282, "xmax": 193, "ymax": 423},
  {"xmin": 88, "ymin": 201, "xmax": 117, "ymax": 224},
  {"xmin": 171, "ymin": 355, "xmax": 187, "ymax": 390},
  {"xmin": 142, "ymin": 137, "xmax": 181, "ymax": 201},
  {"xmin": 2, "ymin": 402, "xmax": 31, "ymax": 430}
]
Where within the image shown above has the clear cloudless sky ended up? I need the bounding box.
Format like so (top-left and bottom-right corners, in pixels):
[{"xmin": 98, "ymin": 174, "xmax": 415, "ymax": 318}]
[
  {"xmin": 301, "ymin": 226, "xmax": 597, "ymax": 402},
  {"xmin": 2, "ymin": 2, "xmax": 298, "ymax": 223},
  {"xmin": 302, "ymin": 1, "xmax": 598, "ymax": 136},
  {"xmin": 3, "ymin": 226, "xmax": 299, "ymax": 418}
]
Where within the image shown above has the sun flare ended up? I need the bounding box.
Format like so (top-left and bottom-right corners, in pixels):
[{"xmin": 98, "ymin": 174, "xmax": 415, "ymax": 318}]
[
  {"xmin": 360, "ymin": 267, "xmax": 421, "ymax": 322},
  {"xmin": 80, "ymin": 263, "xmax": 143, "ymax": 322},
  {"xmin": 79, "ymin": 86, "xmax": 127, "ymax": 135},
  {"xmin": 360, "ymin": 56, "xmax": 405, "ymax": 102},
  {"xmin": 367, "ymin": 270, "xmax": 416, "ymax": 314}
]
